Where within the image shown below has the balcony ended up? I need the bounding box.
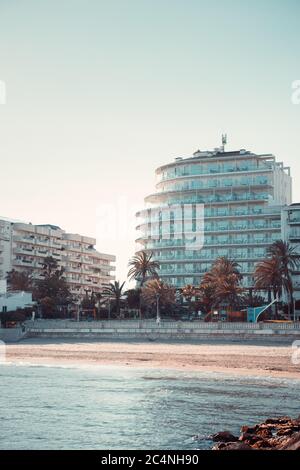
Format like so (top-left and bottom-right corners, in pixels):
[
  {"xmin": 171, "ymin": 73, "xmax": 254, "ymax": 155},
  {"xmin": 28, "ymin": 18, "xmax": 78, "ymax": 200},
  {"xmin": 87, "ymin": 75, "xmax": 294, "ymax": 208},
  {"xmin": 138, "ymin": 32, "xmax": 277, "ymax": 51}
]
[
  {"xmin": 65, "ymin": 276, "xmax": 81, "ymax": 284},
  {"xmin": 13, "ymin": 259, "xmax": 35, "ymax": 267},
  {"xmin": 51, "ymin": 240, "xmax": 62, "ymax": 248},
  {"xmin": 78, "ymin": 268, "xmax": 89, "ymax": 275},
  {"xmin": 67, "ymin": 253, "xmax": 82, "ymax": 262},
  {"xmin": 13, "ymin": 246, "xmax": 35, "ymax": 256},
  {"xmin": 65, "ymin": 266, "xmax": 82, "ymax": 274},
  {"xmin": 13, "ymin": 235, "xmax": 35, "ymax": 244},
  {"xmin": 289, "ymin": 219, "xmax": 300, "ymax": 225},
  {"xmin": 157, "ymin": 166, "xmax": 272, "ymax": 183},
  {"xmin": 36, "ymin": 249, "xmax": 50, "ymax": 257}
]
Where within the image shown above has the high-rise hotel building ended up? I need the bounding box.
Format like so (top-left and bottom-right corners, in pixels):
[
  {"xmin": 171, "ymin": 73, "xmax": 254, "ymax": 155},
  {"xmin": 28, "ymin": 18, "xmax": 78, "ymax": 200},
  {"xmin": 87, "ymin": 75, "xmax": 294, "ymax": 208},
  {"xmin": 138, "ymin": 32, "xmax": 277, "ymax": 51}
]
[
  {"xmin": 0, "ymin": 219, "xmax": 115, "ymax": 298},
  {"xmin": 136, "ymin": 147, "xmax": 292, "ymax": 289}
]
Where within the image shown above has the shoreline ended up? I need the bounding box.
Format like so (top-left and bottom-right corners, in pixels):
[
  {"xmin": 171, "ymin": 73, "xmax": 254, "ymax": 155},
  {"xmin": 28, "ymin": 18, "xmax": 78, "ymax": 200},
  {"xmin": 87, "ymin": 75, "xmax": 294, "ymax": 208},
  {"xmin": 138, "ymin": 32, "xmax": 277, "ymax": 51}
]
[{"xmin": 4, "ymin": 337, "xmax": 300, "ymax": 380}]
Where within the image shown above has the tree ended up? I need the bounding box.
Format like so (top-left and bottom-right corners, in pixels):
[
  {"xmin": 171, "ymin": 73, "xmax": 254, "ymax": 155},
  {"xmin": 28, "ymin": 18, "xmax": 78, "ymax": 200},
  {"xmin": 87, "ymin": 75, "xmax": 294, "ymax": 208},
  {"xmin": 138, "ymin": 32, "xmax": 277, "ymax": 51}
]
[
  {"xmin": 126, "ymin": 288, "xmax": 141, "ymax": 309},
  {"xmin": 254, "ymin": 257, "xmax": 286, "ymax": 318},
  {"xmin": 141, "ymin": 279, "xmax": 175, "ymax": 317},
  {"xmin": 128, "ymin": 251, "xmax": 159, "ymax": 286},
  {"xmin": 6, "ymin": 269, "xmax": 32, "ymax": 292},
  {"xmin": 267, "ymin": 240, "xmax": 300, "ymax": 318},
  {"xmin": 102, "ymin": 281, "xmax": 126, "ymax": 318},
  {"xmin": 239, "ymin": 292, "xmax": 265, "ymax": 308},
  {"xmin": 199, "ymin": 257, "xmax": 243, "ymax": 311},
  {"xmin": 81, "ymin": 291, "xmax": 96, "ymax": 311},
  {"xmin": 128, "ymin": 251, "xmax": 160, "ymax": 319},
  {"xmin": 181, "ymin": 284, "xmax": 198, "ymax": 312},
  {"xmin": 34, "ymin": 256, "xmax": 72, "ymax": 317},
  {"xmin": 197, "ymin": 283, "xmax": 215, "ymax": 314}
]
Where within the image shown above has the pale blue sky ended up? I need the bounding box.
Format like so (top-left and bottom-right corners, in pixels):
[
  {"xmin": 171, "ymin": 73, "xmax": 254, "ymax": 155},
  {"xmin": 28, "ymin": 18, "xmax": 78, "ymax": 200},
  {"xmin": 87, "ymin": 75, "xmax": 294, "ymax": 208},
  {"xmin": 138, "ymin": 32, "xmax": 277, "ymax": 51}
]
[{"xmin": 0, "ymin": 0, "xmax": 300, "ymax": 282}]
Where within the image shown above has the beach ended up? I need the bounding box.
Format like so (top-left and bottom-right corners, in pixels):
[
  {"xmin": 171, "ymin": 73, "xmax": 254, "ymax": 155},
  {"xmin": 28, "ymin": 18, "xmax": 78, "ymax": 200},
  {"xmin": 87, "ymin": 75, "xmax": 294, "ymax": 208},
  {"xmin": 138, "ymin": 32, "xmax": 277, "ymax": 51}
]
[{"xmin": 5, "ymin": 338, "xmax": 300, "ymax": 379}]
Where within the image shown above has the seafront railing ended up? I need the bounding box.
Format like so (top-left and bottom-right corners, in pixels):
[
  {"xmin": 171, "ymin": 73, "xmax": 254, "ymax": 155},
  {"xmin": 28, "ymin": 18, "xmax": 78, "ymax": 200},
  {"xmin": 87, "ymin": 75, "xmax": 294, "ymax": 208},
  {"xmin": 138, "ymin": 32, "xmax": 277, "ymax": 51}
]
[{"xmin": 24, "ymin": 319, "xmax": 300, "ymax": 331}]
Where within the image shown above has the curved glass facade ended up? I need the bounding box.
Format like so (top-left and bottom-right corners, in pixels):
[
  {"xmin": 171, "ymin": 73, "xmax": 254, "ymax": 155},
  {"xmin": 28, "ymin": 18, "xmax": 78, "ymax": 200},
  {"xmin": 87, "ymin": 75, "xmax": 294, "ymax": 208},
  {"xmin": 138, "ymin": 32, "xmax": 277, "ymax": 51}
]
[{"xmin": 136, "ymin": 148, "xmax": 292, "ymax": 288}]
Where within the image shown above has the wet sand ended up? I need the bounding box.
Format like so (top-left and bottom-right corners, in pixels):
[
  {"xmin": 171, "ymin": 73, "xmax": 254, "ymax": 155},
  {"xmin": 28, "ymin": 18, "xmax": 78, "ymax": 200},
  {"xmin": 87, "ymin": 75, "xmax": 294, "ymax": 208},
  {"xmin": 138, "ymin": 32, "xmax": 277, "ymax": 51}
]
[{"xmin": 4, "ymin": 338, "xmax": 300, "ymax": 379}]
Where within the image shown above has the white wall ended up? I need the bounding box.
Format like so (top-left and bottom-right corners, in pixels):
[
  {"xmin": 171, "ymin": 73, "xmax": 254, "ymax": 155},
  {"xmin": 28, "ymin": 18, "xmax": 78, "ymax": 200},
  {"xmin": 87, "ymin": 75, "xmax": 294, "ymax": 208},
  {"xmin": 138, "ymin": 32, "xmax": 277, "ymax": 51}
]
[{"xmin": 0, "ymin": 291, "xmax": 34, "ymax": 312}]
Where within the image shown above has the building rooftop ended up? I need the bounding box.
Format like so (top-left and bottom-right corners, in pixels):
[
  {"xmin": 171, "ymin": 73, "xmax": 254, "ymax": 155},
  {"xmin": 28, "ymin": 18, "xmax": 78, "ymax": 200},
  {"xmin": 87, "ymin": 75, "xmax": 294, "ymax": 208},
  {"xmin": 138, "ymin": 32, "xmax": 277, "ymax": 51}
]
[
  {"xmin": 156, "ymin": 148, "xmax": 276, "ymax": 173},
  {"xmin": 35, "ymin": 224, "xmax": 62, "ymax": 230}
]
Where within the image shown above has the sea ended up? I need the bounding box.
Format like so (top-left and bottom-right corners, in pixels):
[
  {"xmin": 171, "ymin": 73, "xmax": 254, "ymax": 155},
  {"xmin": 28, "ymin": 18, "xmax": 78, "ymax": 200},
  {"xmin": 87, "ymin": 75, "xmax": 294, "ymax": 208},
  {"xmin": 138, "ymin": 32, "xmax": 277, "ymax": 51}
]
[{"xmin": 0, "ymin": 363, "xmax": 300, "ymax": 450}]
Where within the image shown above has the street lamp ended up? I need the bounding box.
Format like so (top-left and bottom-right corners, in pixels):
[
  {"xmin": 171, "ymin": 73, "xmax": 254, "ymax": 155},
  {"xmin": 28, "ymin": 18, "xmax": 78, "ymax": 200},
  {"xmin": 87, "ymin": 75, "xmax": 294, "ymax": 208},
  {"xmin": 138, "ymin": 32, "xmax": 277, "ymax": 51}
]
[{"xmin": 156, "ymin": 292, "xmax": 160, "ymax": 326}]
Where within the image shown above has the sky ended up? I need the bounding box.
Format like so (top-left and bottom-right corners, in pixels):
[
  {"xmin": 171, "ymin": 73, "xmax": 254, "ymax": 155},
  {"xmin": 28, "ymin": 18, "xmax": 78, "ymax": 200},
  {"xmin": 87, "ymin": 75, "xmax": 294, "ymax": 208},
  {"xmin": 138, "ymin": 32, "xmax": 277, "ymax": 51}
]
[{"xmin": 0, "ymin": 0, "xmax": 300, "ymax": 283}]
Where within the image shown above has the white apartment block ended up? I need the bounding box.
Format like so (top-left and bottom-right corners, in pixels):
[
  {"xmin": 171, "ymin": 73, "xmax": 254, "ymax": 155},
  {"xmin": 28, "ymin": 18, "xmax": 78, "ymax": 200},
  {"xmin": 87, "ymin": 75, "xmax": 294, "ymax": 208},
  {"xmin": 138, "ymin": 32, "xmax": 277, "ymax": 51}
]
[{"xmin": 0, "ymin": 219, "xmax": 116, "ymax": 299}]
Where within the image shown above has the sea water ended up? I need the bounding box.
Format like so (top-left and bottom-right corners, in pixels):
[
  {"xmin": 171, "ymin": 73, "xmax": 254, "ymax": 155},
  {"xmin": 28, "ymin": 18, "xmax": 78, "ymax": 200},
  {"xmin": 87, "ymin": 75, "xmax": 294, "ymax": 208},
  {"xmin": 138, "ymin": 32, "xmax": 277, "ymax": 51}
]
[{"xmin": 0, "ymin": 363, "xmax": 300, "ymax": 449}]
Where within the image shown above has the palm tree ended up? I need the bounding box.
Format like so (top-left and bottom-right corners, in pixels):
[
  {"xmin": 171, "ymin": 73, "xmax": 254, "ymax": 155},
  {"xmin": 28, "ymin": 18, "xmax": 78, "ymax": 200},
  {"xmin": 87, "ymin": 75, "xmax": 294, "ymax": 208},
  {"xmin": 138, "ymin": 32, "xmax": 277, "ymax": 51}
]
[
  {"xmin": 102, "ymin": 281, "xmax": 125, "ymax": 318},
  {"xmin": 254, "ymin": 257, "xmax": 287, "ymax": 318},
  {"xmin": 197, "ymin": 283, "xmax": 215, "ymax": 314},
  {"xmin": 240, "ymin": 292, "xmax": 265, "ymax": 308},
  {"xmin": 200, "ymin": 257, "xmax": 243, "ymax": 311},
  {"xmin": 128, "ymin": 251, "xmax": 159, "ymax": 286},
  {"xmin": 141, "ymin": 279, "xmax": 175, "ymax": 318},
  {"xmin": 267, "ymin": 240, "xmax": 300, "ymax": 318},
  {"xmin": 128, "ymin": 251, "xmax": 159, "ymax": 319},
  {"xmin": 182, "ymin": 284, "xmax": 198, "ymax": 312}
]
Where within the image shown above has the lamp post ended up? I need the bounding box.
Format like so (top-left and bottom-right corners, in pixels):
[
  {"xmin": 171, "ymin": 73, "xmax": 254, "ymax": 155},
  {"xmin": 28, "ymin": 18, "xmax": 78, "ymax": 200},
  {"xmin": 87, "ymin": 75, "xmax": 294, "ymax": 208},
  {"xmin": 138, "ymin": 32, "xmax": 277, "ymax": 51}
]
[
  {"xmin": 156, "ymin": 292, "xmax": 160, "ymax": 326},
  {"xmin": 108, "ymin": 297, "xmax": 111, "ymax": 320}
]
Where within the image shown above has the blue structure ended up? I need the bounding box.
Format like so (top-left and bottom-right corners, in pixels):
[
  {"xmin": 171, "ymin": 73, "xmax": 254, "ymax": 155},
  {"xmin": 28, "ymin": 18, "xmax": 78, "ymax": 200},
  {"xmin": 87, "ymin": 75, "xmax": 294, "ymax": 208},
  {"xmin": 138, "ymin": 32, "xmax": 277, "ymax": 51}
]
[{"xmin": 247, "ymin": 306, "xmax": 268, "ymax": 322}]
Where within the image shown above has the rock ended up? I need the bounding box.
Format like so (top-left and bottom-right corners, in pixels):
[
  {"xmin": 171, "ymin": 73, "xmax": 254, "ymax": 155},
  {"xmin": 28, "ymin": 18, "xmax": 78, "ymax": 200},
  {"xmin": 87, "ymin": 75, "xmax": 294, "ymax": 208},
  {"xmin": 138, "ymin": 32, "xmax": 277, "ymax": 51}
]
[
  {"xmin": 211, "ymin": 416, "xmax": 300, "ymax": 450},
  {"xmin": 251, "ymin": 439, "xmax": 273, "ymax": 449},
  {"xmin": 241, "ymin": 425, "xmax": 258, "ymax": 434},
  {"xmin": 213, "ymin": 442, "xmax": 253, "ymax": 451},
  {"xmin": 251, "ymin": 438, "xmax": 274, "ymax": 449},
  {"xmin": 256, "ymin": 428, "xmax": 273, "ymax": 439},
  {"xmin": 239, "ymin": 432, "xmax": 262, "ymax": 444},
  {"xmin": 211, "ymin": 431, "xmax": 239, "ymax": 442},
  {"xmin": 265, "ymin": 416, "xmax": 292, "ymax": 425},
  {"xmin": 212, "ymin": 442, "xmax": 227, "ymax": 450},
  {"xmin": 276, "ymin": 428, "xmax": 296, "ymax": 437},
  {"xmin": 277, "ymin": 432, "xmax": 300, "ymax": 450}
]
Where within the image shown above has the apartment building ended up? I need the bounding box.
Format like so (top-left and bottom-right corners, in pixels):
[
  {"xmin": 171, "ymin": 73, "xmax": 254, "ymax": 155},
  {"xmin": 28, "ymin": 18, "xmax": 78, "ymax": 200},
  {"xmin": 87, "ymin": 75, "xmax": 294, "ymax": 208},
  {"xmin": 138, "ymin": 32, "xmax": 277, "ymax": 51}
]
[
  {"xmin": 0, "ymin": 219, "xmax": 116, "ymax": 299},
  {"xmin": 282, "ymin": 204, "xmax": 300, "ymax": 302},
  {"xmin": 136, "ymin": 146, "xmax": 292, "ymax": 289}
]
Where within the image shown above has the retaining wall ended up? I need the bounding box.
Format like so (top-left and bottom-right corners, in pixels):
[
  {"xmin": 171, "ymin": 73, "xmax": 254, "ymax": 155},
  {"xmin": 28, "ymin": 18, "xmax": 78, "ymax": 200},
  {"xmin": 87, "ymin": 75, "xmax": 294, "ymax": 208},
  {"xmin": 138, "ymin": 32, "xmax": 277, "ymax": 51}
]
[
  {"xmin": 23, "ymin": 319, "xmax": 300, "ymax": 341},
  {"xmin": 0, "ymin": 328, "xmax": 27, "ymax": 343}
]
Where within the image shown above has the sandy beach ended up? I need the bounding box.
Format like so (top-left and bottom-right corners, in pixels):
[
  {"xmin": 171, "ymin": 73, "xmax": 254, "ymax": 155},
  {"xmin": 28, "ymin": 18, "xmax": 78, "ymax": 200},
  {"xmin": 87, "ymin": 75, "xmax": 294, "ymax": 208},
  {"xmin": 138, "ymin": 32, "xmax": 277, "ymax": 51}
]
[{"xmin": 4, "ymin": 338, "xmax": 300, "ymax": 379}]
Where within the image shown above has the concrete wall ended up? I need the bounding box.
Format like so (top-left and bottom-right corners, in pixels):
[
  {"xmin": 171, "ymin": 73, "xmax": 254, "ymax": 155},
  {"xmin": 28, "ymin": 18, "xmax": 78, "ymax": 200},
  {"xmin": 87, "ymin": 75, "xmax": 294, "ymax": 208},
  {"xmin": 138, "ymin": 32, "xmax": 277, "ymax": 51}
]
[
  {"xmin": 0, "ymin": 327, "xmax": 27, "ymax": 343},
  {"xmin": 24, "ymin": 319, "xmax": 300, "ymax": 341}
]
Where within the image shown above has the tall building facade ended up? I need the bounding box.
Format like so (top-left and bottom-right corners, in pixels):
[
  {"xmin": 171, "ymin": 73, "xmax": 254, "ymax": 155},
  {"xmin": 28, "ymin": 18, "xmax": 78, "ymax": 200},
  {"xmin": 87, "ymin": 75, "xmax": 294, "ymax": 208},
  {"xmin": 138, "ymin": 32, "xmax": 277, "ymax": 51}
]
[
  {"xmin": 136, "ymin": 147, "xmax": 292, "ymax": 288},
  {"xmin": 281, "ymin": 204, "xmax": 300, "ymax": 302},
  {"xmin": 0, "ymin": 219, "xmax": 115, "ymax": 298}
]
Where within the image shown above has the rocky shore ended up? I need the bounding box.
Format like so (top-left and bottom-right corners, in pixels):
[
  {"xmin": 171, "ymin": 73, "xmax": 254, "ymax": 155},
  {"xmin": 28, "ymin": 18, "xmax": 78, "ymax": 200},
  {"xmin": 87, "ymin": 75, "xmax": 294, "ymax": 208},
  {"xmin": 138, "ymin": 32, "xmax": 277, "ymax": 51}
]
[{"xmin": 211, "ymin": 416, "xmax": 300, "ymax": 450}]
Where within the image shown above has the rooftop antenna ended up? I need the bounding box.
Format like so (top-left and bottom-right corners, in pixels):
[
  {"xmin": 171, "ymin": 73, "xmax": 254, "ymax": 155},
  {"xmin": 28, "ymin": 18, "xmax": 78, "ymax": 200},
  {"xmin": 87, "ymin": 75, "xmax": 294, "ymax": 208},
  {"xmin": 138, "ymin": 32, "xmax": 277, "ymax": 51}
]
[{"xmin": 221, "ymin": 133, "xmax": 227, "ymax": 151}]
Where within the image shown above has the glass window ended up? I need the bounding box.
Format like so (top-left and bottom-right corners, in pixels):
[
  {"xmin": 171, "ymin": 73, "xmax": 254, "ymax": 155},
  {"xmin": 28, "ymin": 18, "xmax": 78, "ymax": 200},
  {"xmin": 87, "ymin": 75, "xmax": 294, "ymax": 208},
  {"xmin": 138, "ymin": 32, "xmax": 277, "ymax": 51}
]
[{"xmin": 223, "ymin": 161, "xmax": 236, "ymax": 172}]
